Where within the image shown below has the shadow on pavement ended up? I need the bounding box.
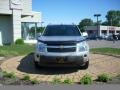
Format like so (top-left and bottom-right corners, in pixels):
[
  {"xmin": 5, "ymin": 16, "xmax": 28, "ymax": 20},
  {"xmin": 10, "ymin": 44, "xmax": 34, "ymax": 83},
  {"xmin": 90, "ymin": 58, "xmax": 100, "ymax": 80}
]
[{"xmin": 17, "ymin": 53, "xmax": 80, "ymax": 75}]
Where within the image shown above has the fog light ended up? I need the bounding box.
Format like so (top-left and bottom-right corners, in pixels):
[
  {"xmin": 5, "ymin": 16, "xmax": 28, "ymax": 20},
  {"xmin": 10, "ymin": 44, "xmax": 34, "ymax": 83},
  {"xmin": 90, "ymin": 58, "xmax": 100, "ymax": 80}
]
[
  {"xmin": 36, "ymin": 54, "xmax": 39, "ymax": 58},
  {"xmin": 84, "ymin": 54, "xmax": 87, "ymax": 57}
]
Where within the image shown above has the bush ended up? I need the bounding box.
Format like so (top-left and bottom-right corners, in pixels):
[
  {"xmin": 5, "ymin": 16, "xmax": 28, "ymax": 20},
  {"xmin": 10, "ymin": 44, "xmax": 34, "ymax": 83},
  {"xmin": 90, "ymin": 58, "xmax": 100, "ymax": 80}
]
[
  {"xmin": 22, "ymin": 75, "xmax": 30, "ymax": 81},
  {"xmin": 97, "ymin": 73, "xmax": 111, "ymax": 82},
  {"xmin": 80, "ymin": 74, "xmax": 92, "ymax": 85},
  {"xmin": 52, "ymin": 78, "xmax": 62, "ymax": 84},
  {"xmin": 63, "ymin": 78, "xmax": 73, "ymax": 84},
  {"xmin": 3, "ymin": 71, "xmax": 16, "ymax": 79},
  {"xmin": 31, "ymin": 79, "xmax": 39, "ymax": 84},
  {"xmin": 15, "ymin": 39, "xmax": 24, "ymax": 45}
]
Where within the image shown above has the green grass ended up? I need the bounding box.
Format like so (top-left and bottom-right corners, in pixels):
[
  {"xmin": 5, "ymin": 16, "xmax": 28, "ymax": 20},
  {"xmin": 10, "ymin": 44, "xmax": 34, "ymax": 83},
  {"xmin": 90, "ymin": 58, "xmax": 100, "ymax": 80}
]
[
  {"xmin": 90, "ymin": 48, "xmax": 120, "ymax": 55},
  {"xmin": 1, "ymin": 45, "xmax": 120, "ymax": 57},
  {"xmin": 52, "ymin": 77, "xmax": 62, "ymax": 84},
  {"xmin": 63, "ymin": 78, "xmax": 73, "ymax": 84},
  {"xmin": 80, "ymin": 74, "xmax": 93, "ymax": 85},
  {"xmin": 2, "ymin": 71, "xmax": 16, "ymax": 79},
  {"xmin": 22, "ymin": 75, "xmax": 31, "ymax": 81},
  {"xmin": 0, "ymin": 44, "xmax": 35, "ymax": 57},
  {"xmin": 97, "ymin": 73, "xmax": 111, "ymax": 82},
  {"xmin": 31, "ymin": 79, "xmax": 39, "ymax": 84}
]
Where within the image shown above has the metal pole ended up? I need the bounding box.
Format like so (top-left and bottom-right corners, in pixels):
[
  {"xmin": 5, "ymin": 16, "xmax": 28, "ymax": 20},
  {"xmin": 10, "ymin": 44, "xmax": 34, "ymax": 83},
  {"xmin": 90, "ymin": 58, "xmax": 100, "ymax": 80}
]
[
  {"xmin": 94, "ymin": 14, "xmax": 101, "ymax": 38},
  {"xmin": 97, "ymin": 16, "xmax": 99, "ymax": 37}
]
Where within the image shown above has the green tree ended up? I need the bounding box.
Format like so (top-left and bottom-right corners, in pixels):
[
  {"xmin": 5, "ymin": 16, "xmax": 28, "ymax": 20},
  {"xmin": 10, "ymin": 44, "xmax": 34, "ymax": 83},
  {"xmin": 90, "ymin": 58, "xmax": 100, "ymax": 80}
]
[
  {"xmin": 78, "ymin": 18, "xmax": 94, "ymax": 32},
  {"xmin": 94, "ymin": 20, "xmax": 102, "ymax": 26},
  {"xmin": 30, "ymin": 27, "xmax": 45, "ymax": 34},
  {"xmin": 101, "ymin": 21, "xmax": 108, "ymax": 26},
  {"xmin": 37, "ymin": 27, "xmax": 45, "ymax": 33},
  {"xmin": 106, "ymin": 10, "xmax": 120, "ymax": 26}
]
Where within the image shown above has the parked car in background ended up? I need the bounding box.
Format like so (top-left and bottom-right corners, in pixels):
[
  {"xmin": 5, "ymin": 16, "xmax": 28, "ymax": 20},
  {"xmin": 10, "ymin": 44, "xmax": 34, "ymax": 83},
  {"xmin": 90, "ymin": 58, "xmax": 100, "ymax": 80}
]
[
  {"xmin": 34, "ymin": 25, "xmax": 89, "ymax": 69},
  {"xmin": 87, "ymin": 35, "xmax": 98, "ymax": 40},
  {"xmin": 87, "ymin": 35, "xmax": 103, "ymax": 40},
  {"xmin": 106, "ymin": 34, "xmax": 118, "ymax": 41},
  {"xmin": 117, "ymin": 34, "xmax": 120, "ymax": 40},
  {"xmin": 100, "ymin": 35, "xmax": 109, "ymax": 40}
]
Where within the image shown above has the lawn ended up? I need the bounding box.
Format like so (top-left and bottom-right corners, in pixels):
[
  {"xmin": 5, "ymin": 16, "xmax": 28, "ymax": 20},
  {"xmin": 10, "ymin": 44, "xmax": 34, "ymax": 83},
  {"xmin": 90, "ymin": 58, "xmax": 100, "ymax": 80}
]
[
  {"xmin": 91, "ymin": 48, "xmax": 120, "ymax": 56},
  {"xmin": 0, "ymin": 44, "xmax": 35, "ymax": 57},
  {"xmin": 0, "ymin": 45, "xmax": 120, "ymax": 57}
]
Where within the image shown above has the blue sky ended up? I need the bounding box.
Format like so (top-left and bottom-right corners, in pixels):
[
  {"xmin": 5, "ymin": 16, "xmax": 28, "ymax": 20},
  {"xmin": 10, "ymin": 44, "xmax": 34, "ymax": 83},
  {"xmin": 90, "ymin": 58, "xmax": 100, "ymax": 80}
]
[{"xmin": 33, "ymin": 0, "xmax": 120, "ymax": 26}]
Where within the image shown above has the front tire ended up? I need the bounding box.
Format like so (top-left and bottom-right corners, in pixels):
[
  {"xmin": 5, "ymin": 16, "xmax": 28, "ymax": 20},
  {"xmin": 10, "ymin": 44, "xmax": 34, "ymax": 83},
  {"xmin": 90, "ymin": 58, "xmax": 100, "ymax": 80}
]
[
  {"xmin": 34, "ymin": 61, "xmax": 40, "ymax": 68},
  {"xmin": 80, "ymin": 61, "xmax": 89, "ymax": 69}
]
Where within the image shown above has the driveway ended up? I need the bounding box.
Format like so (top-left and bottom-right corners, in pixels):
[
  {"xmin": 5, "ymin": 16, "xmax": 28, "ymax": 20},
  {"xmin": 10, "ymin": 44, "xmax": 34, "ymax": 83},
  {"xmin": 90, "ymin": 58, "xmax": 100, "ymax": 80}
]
[
  {"xmin": 87, "ymin": 40, "xmax": 120, "ymax": 48},
  {"xmin": 1, "ymin": 53, "xmax": 120, "ymax": 82}
]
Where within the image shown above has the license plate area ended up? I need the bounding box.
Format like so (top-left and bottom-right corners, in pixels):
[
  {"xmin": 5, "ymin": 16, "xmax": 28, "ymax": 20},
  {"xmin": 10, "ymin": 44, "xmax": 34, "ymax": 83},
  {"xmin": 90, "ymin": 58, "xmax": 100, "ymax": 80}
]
[{"xmin": 57, "ymin": 57, "xmax": 65, "ymax": 64}]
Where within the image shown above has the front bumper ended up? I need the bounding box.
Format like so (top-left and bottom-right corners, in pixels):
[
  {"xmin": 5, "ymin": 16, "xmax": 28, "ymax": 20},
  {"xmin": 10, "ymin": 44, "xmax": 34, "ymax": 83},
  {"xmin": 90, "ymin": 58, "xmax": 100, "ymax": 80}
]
[{"xmin": 34, "ymin": 52, "xmax": 89, "ymax": 66}]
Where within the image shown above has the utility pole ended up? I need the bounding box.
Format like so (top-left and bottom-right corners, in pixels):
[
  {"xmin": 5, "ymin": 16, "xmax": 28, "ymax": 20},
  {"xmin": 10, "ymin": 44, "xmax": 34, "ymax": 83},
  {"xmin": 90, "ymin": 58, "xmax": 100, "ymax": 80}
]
[{"xmin": 94, "ymin": 14, "xmax": 101, "ymax": 38}]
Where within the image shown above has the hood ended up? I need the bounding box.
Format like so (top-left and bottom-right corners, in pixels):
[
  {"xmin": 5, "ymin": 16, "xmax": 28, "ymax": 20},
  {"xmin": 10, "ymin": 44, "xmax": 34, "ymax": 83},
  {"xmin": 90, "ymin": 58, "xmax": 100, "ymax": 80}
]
[{"xmin": 38, "ymin": 36, "xmax": 86, "ymax": 42}]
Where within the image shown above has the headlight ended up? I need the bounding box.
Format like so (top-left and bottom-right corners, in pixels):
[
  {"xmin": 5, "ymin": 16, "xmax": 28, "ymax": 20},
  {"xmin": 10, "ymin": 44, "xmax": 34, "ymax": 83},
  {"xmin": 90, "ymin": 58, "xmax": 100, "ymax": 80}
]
[
  {"xmin": 77, "ymin": 41, "xmax": 88, "ymax": 52},
  {"xmin": 37, "ymin": 42, "xmax": 46, "ymax": 52}
]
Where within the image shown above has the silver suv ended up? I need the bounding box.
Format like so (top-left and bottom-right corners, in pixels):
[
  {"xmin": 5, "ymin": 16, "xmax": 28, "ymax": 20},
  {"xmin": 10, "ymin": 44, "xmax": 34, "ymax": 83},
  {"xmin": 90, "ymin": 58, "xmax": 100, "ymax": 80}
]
[{"xmin": 34, "ymin": 25, "xmax": 89, "ymax": 69}]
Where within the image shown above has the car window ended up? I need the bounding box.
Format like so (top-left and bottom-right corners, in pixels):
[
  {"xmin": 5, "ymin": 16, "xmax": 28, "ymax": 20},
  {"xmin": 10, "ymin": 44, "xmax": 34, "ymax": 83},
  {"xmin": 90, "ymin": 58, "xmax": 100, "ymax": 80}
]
[{"xmin": 43, "ymin": 25, "xmax": 81, "ymax": 36}]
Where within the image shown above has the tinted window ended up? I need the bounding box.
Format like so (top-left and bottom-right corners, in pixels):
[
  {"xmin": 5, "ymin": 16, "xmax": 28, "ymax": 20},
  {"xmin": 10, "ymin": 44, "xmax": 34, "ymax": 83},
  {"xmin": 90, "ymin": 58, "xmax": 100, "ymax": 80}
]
[{"xmin": 43, "ymin": 25, "xmax": 81, "ymax": 36}]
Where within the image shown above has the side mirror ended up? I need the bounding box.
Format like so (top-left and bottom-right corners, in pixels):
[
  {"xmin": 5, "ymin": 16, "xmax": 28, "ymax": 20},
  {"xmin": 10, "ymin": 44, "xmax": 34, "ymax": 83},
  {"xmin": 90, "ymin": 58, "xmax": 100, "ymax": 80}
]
[
  {"xmin": 36, "ymin": 33, "xmax": 42, "ymax": 40},
  {"xmin": 37, "ymin": 33, "xmax": 42, "ymax": 37},
  {"xmin": 82, "ymin": 32, "xmax": 88, "ymax": 37}
]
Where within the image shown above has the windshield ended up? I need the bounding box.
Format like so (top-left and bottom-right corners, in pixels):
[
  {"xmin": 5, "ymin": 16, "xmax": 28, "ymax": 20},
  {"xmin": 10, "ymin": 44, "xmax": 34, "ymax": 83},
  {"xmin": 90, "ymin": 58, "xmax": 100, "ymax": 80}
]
[{"xmin": 43, "ymin": 25, "xmax": 81, "ymax": 36}]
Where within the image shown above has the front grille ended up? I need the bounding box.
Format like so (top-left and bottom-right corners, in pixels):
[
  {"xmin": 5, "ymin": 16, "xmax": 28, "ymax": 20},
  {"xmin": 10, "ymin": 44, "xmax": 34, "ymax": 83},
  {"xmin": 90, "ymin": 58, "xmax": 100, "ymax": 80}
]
[
  {"xmin": 47, "ymin": 47, "xmax": 76, "ymax": 52},
  {"xmin": 43, "ymin": 41, "xmax": 77, "ymax": 46}
]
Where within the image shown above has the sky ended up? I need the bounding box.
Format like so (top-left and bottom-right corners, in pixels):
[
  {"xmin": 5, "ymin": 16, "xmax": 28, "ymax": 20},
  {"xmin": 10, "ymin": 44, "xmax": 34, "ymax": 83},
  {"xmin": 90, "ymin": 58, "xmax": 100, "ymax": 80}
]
[{"xmin": 33, "ymin": 0, "xmax": 120, "ymax": 26}]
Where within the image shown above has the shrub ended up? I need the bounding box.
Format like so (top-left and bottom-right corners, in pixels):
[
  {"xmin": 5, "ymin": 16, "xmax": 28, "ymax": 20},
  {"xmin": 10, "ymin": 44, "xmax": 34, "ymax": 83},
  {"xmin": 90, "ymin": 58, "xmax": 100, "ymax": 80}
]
[
  {"xmin": 63, "ymin": 78, "xmax": 73, "ymax": 84},
  {"xmin": 31, "ymin": 79, "xmax": 39, "ymax": 84},
  {"xmin": 97, "ymin": 73, "xmax": 111, "ymax": 82},
  {"xmin": 3, "ymin": 71, "xmax": 16, "ymax": 79},
  {"xmin": 116, "ymin": 74, "xmax": 120, "ymax": 79},
  {"xmin": 0, "ymin": 71, "xmax": 2, "ymax": 77},
  {"xmin": 80, "ymin": 74, "xmax": 92, "ymax": 85},
  {"xmin": 22, "ymin": 75, "xmax": 30, "ymax": 81},
  {"xmin": 15, "ymin": 39, "xmax": 24, "ymax": 45},
  {"xmin": 52, "ymin": 77, "xmax": 62, "ymax": 84}
]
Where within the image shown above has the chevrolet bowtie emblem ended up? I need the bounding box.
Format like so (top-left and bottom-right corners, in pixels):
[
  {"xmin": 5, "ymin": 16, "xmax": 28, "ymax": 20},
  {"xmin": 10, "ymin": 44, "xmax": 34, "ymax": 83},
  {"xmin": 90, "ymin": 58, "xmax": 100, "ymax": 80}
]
[{"xmin": 60, "ymin": 45, "xmax": 64, "ymax": 49}]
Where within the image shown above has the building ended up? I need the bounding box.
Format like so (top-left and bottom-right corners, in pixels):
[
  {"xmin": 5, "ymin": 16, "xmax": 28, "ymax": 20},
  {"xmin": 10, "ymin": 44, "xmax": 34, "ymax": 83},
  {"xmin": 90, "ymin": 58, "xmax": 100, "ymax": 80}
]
[
  {"xmin": 85, "ymin": 25, "xmax": 120, "ymax": 38},
  {"xmin": 0, "ymin": 0, "xmax": 41, "ymax": 45}
]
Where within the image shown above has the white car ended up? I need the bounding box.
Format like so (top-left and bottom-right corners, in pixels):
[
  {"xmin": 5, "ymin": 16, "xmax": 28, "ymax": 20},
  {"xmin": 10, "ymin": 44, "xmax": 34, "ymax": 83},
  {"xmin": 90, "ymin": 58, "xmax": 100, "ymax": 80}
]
[{"xmin": 34, "ymin": 25, "xmax": 89, "ymax": 69}]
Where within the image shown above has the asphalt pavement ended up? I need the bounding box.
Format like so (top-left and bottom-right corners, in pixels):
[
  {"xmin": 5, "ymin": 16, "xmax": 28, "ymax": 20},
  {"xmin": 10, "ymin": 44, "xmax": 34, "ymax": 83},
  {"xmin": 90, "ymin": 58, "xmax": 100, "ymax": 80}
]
[{"xmin": 87, "ymin": 40, "xmax": 120, "ymax": 48}]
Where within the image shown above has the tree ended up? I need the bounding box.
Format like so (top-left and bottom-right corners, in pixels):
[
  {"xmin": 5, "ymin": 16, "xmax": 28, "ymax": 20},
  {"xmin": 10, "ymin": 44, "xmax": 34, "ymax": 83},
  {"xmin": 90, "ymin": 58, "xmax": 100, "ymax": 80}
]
[
  {"xmin": 101, "ymin": 21, "xmax": 108, "ymax": 26},
  {"xmin": 106, "ymin": 10, "xmax": 120, "ymax": 26},
  {"xmin": 78, "ymin": 18, "xmax": 94, "ymax": 32},
  {"xmin": 37, "ymin": 27, "xmax": 45, "ymax": 33},
  {"xmin": 30, "ymin": 27, "xmax": 45, "ymax": 34},
  {"xmin": 94, "ymin": 20, "xmax": 102, "ymax": 26}
]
